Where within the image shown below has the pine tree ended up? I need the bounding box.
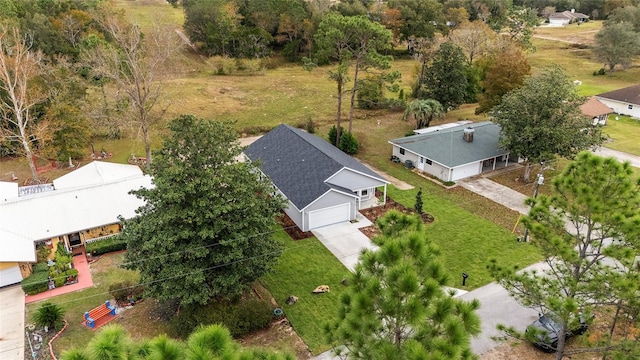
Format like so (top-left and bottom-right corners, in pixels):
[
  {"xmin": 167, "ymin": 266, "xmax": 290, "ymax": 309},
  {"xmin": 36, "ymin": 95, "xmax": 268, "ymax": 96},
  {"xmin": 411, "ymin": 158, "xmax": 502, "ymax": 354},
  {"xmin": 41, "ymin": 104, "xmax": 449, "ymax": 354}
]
[{"xmin": 325, "ymin": 210, "xmax": 480, "ymax": 359}]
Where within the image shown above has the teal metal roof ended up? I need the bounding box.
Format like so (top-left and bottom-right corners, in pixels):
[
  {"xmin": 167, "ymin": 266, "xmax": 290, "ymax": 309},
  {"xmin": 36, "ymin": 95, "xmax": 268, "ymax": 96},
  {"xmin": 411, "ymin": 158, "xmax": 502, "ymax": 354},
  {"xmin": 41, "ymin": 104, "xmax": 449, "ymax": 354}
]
[{"xmin": 389, "ymin": 121, "xmax": 509, "ymax": 168}]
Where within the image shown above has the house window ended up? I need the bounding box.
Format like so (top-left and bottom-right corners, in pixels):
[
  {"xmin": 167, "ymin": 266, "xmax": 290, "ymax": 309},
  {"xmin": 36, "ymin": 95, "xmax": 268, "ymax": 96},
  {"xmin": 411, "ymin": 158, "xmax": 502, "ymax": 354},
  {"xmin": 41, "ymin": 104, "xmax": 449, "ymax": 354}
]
[
  {"xmin": 399, "ymin": 148, "xmax": 405, "ymax": 155},
  {"xmin": 361, "ymin": 189, "xmax": 368, "ymax": 196},
  {"xmin": 629, "ymin": 104, "xmax": 634, "ymax": 110},
  {"xmin": 420, "ymin": 157, "xmax": 424, "ymax": 163},
  {"xmin": 425, "ymin": 159, "xmax": 432, "ymax": 165}
]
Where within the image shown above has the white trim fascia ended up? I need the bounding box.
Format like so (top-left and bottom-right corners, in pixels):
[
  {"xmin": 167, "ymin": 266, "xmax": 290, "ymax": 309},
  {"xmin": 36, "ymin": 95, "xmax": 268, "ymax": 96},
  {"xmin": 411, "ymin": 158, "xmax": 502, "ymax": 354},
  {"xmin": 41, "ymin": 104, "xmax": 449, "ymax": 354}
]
[
  {"xmin": 596, "ymin": 96, "xmax": 640, "ymax": 107},
  {"xmin": 391, "ymin": 143, "xmax": 510, "ymax": 170},
  {"xmin": 324, "ymin": 167, "xmax": 390, "ymax": 185},
  {"xmin": 300, "ymin": 188, "xmax": 358, "ymax": 212}
]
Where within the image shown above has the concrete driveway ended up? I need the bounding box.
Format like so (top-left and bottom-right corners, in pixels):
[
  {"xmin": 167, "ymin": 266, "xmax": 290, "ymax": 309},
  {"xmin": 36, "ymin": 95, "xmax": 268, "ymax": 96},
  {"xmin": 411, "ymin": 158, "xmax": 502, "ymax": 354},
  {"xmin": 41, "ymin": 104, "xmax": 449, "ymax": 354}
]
[
  {"xmin": 312, "ymin": 213, "xmax": 378, "ymax": 272},
  {"xmin": 593, "ymin": 147, "xmax": 640, "ymax": 168},
  {"xmin": 459, "ymin": 177, "xmax": 529, "ymax": 215},
  {"xmin": 0, "ymin": 285, "xmax": 25, "ymax": 360}
]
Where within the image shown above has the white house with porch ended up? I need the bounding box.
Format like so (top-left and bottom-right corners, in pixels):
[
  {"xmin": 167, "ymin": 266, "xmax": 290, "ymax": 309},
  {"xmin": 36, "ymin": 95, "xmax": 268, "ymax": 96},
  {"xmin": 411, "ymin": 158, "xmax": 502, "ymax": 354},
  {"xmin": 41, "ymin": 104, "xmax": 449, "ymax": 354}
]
[{"xmin": 389, "ymin": 121, "xmax": 512, "ymax": 182}]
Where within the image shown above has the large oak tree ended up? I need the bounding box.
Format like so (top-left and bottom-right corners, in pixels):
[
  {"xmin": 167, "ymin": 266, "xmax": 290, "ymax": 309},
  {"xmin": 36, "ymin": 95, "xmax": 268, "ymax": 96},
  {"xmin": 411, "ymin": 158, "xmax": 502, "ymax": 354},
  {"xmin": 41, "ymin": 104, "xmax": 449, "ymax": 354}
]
[
  {"xmin": 492, "ymin": 65, "xmax": 603, "ymax": 182},
  {"xmin": 121, "ymin": 115, "xmax": 286, "ymax": 306}
]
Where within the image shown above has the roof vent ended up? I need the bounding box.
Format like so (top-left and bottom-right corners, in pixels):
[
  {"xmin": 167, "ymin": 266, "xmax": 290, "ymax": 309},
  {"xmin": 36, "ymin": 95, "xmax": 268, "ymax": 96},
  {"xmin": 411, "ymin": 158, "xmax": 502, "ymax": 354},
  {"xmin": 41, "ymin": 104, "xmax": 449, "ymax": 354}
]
[{"xmin": 463, "ymin": 127, "xmax": 474, "ymax": 142}]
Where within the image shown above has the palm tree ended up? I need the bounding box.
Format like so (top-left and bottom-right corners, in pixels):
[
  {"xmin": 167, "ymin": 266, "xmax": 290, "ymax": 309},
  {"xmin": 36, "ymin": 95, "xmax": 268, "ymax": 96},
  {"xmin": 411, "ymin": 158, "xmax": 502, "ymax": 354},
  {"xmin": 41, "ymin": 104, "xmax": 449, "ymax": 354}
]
[
  {"xmin": 32, "ymin": 302, "xmax": 65, "ymax": 331},
  {"xmin": 403, "ymin": 99, "xmax": 445, "ymax": 129}
]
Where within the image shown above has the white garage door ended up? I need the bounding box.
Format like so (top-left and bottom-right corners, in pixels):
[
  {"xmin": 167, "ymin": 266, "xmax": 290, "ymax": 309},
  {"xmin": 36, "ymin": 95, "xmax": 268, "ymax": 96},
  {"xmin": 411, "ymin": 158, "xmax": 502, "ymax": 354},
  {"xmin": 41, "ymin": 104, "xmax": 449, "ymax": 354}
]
[
  {"xmin": 308, "ymin": 203, "xmax": 351, "ymax": 230},
  {"xmin": 0, "ymin": 265, "xmax": 23, "ymax": 287}
]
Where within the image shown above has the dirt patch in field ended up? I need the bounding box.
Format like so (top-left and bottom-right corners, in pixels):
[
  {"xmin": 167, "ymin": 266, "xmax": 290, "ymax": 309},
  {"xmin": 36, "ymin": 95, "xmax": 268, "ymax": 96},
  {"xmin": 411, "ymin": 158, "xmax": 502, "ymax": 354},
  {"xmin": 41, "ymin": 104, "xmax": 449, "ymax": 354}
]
[
  {"xmin": 480, "ymin": 341, "xmax": 556, "ymax": 360},
  {"xmin": 238, "ymin": 318, "xmax": 313, "ymax": 359}
]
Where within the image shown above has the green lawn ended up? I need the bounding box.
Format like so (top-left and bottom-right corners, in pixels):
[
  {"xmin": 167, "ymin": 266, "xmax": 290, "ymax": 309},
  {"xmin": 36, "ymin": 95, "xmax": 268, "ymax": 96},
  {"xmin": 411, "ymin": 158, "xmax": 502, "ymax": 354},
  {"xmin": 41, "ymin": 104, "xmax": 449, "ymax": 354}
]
[
  {"xmin": 385, "ymin": 186, "xmax": 542, "ymax": 288},
  {"xmin": 602, "ymin": 116, "xmax": 640, "ymax": 156},
  {"xmin": 260, "ymin": 231, "xmax": 352, "ymax": 354}
]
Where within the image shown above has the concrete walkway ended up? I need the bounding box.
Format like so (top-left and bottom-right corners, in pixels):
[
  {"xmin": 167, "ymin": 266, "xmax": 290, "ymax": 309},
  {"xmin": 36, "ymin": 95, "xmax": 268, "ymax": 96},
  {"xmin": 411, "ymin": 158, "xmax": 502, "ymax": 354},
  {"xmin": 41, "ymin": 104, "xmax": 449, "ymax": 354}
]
[
  {"xmin": 26, "ymin": 251, "xmax": 93, "ymax": 304},
  {"xmin": 0, "ymin": 286, "xmax": 25, "ymax": 360}
]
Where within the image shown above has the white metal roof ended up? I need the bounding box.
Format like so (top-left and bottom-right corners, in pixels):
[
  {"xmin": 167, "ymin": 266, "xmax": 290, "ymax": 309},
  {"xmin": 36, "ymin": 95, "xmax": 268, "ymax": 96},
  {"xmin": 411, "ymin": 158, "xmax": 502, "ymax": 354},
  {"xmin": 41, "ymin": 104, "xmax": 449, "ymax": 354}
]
[
  {"xmin": 0, "ymin": 181, "xmax": 18, "ymax": 201},
  {"xmin": 54, "ymin": 161, "xmax": 144, "ymax": 189},
  {"xmin": 0, "ymin": 163, "xmax": 152, "ymax": 262},
  {"xmin": 413, "ymin": 120, "xmax": 474, "ymax": 134}
]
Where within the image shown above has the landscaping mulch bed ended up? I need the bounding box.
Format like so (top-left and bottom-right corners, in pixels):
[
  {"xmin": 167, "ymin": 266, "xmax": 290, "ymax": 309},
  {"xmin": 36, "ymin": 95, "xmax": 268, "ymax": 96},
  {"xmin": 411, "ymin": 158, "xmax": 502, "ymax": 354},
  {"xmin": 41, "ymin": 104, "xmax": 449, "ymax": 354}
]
[
  {"xmin": 278, "ymin": 211, "xmax": 314, "ymax": 240},
  {"xmin": 359, "ymin": 193, "xmax": 434, "ymax": 239}
]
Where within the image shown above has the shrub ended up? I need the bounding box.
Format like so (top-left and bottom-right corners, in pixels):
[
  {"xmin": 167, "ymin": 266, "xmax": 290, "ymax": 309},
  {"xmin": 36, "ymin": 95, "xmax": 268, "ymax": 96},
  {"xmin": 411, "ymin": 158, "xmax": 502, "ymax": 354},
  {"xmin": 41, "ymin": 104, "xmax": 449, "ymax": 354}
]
[
  {"xmin": 169, "ymin": 298, "xmax": 272, "ymax": 338},
  {"xmin": 86, "ymin": 236, "xmax": 127, "ymax": 255},
  {"xmin": 328, "ymin": 125, "xmax": 345, "ymax": 146},
  {"xmin": 32, "ymin": 302, "xmax": 65, "ymax": 331},
  {"xmin": 22, "ymin": 263, "xmax": 50, "ymax": 295},
  {"xmin": 357, "ymin": 78, "xmax": 385, "ymax": 110},
  {"xmin": 339, "ymin": 132, "xmax": 359, "ymax": 155},
  {"xmin": 208, "ymin": 56, "xmax": 237, "ymax": 75},
  {"xmin": 109, "ymin": 280, "xmax": 136, "ymax": 302},
  {"xmin": 64, "ymin": 268, "xmax": 79, "ymax": 283},
  {"xmin": 22, "ymin": 272, "xmax": 49, "ymax": 295},
  {"xmin": 36, "ymin": 244, "xmax": 50, "ymax": 263},
  {"xmin": 227, "ymin": 299, "xmax": 272, "ymax": 335},
  {"xmin": 305, "ymin": 115, "xmax": 315, "ymax": 134},
  {"xmin": 235, "ymin": 58, "xmax": 264, "ymax": 74}
]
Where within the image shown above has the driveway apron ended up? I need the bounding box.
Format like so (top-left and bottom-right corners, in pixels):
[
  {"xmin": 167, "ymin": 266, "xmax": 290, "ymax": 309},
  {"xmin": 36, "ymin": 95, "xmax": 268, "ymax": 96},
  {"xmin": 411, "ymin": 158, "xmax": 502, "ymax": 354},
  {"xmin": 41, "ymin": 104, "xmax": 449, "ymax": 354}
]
[
  {"xmin": 312, "ymin": 213, "xmax": 378, "ymax": 272},
  {"xmin": 0, "ymin": 285, "xmax": 25, "ymax": 360}
]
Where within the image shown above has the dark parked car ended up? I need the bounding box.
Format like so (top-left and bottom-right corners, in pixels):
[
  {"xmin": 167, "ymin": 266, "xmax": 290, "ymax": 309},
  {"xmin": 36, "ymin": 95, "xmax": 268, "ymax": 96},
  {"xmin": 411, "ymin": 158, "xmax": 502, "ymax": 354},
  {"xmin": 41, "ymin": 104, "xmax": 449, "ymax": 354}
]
[{"xmin": 526, "ymin": 313, "xmax": 590, "ymax": 352}]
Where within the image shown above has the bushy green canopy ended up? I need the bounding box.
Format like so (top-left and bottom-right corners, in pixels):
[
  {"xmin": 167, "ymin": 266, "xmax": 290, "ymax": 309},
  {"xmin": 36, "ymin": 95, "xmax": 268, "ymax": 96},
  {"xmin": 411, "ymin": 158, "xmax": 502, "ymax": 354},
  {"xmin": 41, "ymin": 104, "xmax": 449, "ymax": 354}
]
[{"xmin": 121, "ymin": 115, "xmax": 286, "ymax": 306}]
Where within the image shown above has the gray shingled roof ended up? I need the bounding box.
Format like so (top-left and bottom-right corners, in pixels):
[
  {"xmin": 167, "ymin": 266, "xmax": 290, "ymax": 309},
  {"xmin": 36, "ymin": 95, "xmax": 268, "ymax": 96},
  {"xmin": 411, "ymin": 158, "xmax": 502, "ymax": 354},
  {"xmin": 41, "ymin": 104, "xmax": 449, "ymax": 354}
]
[
  {"xmin": 245, "ymin": 124, "xmax": 386, "ymax": 210},
  {"xmin": 389, "ymin": 121, "xmax": 509, "ymax": 168},
  {"xmin": 596, "ymin": 84, "xmax": 640, "ymax": 105}
]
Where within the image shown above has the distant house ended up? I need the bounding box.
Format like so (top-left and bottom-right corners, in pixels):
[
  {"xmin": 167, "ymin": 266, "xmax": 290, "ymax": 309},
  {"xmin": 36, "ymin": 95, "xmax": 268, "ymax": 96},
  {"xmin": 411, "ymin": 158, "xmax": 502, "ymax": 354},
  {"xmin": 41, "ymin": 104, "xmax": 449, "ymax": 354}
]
[
  {"xmin": 595, "ymin": 85, "xmax": 640, "ymax": 119},
  {"xmin": 548, "ymin": 10, "xmax": 589, "ymax": 26},
  {"xmin": 388, "ymin": 121, "xmax": 512, "ymax": 182},
  {"xmin": 580, "ymin": 97, "xmax": 613, "ymax": 126},
  {"xmin": 0, "ymin": 161, "xmax": 152, "ymax": 287},
  {"xmin": 245, "ymin": 124, "xmax": 389, "ymax": 232}
]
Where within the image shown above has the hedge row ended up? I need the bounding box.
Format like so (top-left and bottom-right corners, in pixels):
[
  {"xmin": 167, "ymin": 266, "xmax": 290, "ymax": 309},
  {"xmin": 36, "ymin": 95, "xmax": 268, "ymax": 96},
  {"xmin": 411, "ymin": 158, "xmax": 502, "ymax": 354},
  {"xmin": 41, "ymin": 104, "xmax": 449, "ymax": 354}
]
[
  {"xmin": 86, "ymin": 236, "xmax": 127, "ymax": 255},
  {"xmin": 22, "ymin": 266, "xmax": 50, "ymax": 295},
  {"xmin": 22, "ymin": 265, "xmax": 80, "ymax": 295}
]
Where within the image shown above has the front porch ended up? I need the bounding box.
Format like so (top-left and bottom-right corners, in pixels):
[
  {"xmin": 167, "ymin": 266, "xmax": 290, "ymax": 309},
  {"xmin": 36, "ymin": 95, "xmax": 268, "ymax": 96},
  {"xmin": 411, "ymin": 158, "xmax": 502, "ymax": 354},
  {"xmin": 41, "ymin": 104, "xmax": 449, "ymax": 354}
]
[
  {"xmin": 481, "ymin": 155, "xmax": 512, "ymax": 174},
  {"xmin": 359, "ymin": 196, "xmax": 383, "ymax": 210}
]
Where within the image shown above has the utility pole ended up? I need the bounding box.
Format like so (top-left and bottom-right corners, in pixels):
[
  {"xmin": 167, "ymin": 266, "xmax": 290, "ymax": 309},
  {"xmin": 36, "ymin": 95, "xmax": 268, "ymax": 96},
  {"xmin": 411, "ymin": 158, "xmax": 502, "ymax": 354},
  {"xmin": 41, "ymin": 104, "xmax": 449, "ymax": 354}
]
[{"xmin": 523, "ymin": 162, "xmax": 545, "ymax": 242}]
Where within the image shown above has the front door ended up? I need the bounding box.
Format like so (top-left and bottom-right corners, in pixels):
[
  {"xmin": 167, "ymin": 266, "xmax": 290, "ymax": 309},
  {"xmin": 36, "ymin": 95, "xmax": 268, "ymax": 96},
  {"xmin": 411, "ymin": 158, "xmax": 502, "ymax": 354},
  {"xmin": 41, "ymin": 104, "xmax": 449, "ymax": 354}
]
[{"xmin": 68, "ymin": 232, "xmax": 82, "ymax": 247}]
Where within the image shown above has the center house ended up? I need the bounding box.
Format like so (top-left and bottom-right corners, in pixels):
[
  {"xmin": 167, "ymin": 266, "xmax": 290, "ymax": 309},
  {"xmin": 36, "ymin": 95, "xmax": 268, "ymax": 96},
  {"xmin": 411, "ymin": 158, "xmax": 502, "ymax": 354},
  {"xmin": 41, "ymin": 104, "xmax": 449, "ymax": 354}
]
[{"xmin": 245, "ymin": 124, "xmax": 389, "ymax": 231}]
